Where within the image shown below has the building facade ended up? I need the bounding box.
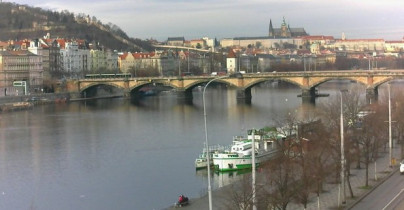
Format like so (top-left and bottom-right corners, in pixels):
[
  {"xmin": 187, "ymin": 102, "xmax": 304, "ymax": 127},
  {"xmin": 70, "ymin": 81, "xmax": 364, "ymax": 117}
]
[
  {"xmin": 0, "ymin": 50, "xmax": 43, "ymax": 95},
  {"xmin": 226, "ymin": 49, "xmax": 238, "ymax": 73},
  {"xmin": 59, "ymin": 41, "xmax": 90, "ymax": 76}
]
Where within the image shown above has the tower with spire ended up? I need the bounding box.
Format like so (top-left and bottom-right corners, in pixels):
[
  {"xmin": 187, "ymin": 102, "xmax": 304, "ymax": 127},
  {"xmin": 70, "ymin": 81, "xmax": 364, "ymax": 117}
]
[
  {"xmin": 268, "ymin": 17, "xmax": 307, "ymax": 38},
  {"xmin": 269, "ymin": 19, "xmax": 274, "ymax": 37}
]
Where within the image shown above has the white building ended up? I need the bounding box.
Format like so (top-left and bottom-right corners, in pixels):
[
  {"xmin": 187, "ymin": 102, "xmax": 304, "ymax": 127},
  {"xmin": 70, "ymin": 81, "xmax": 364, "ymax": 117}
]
[
  {"xmin": 226, "ymin": 49, "xmax": 238, "ymax": 73},
  {"xmin": 60, "ymin": 41, "xmax": 90, "ymax": 76},
  {"xmin": 202, "ymin": 37, "xmax": 215, "ymax": 51},
  {"xmin": 28, "ymin": 39, "xmax": 50, "ymax": 80}
]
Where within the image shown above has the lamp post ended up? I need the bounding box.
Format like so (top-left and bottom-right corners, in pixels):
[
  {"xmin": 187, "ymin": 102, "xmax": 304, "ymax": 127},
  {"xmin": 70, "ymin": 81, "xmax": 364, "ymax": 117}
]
[
  {"xmin": 388, "ymin": 83, "xmax": 392, "ymax": 167},
  {"xmin": 251, "ymin": 129, "xmax": 257, "ymax": 210},
  {"xmin": 203, "ymin": 73, "xmax": 241, "ymax": 210},
  {"xmin": 339, "ymin": 90, "xmax": 346, "ymax": 205}
]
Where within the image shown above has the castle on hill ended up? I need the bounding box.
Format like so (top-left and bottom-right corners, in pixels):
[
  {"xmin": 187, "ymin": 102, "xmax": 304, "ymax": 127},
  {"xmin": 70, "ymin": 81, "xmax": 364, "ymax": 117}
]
[
  {"xmin": 268, "ymin": 17, "xmax": 308, "ymax": 38},
  {"xmin": 221, "ymin": 17, "xmax": 308, "ymax": 48}
]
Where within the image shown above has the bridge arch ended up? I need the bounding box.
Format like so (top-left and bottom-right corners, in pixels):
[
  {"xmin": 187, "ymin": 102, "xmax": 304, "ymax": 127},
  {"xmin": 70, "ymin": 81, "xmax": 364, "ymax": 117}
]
[
  {"xmin": 79, "ymin": 82, "xmax": 126, "ymax": 98},
  {"xmin": 366, "ymin": 77, "xmax": 397, "ymax": 104},
  {"xmin": 80, "ymin": 82, "xmax": 125, "ymax": 92},
  {"xmin": 309, "ymin": 77, "xmax": 368, "ymax": 89},
  {"xmin": 371, "ymin": 77, "xmax": 395, "ymax": 89},
  {"xmin": 128, "ymin": 81, "xmax": 177, "ymax": 91},
  {"xmin": 183, "ymin": 78, "xmax": 238, "ymax": 90},
  {"xmin": 127, "ymin": 81, "xmax": 177, "ymax": 98},
  {"xmin": 243, "ymin": 78, "xmax": 302, "ymax": 90},
  {"xmin": 174, "ymin": 78, "xmax": 241, "ymax": 102}
]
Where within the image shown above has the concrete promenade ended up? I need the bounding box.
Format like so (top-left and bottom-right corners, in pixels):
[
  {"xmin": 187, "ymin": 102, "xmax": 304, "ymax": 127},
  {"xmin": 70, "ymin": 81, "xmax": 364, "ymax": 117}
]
[{"xmin": 167, "ymin": 146, "xmax": 401, "ymax": 210}]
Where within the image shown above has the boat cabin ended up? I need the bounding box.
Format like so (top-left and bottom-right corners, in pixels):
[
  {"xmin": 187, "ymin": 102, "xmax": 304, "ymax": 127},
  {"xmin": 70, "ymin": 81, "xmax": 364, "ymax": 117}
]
[{"xmin": 231, "ymin": 142, "xmax": 252, "ymax": 155}]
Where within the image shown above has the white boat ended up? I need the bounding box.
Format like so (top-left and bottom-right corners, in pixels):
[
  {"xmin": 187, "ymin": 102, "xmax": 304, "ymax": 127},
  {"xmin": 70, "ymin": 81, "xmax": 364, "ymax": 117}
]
[{"xmin": 212, "ymin": 128, "xmax": 284, "ymax": 172}]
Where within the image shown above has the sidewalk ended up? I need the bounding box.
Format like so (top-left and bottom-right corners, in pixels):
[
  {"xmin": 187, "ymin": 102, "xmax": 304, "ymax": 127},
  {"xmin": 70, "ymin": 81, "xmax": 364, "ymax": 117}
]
[{"xmin": 167, "ymin": 146, "xmax": 401, "ymax": 210}]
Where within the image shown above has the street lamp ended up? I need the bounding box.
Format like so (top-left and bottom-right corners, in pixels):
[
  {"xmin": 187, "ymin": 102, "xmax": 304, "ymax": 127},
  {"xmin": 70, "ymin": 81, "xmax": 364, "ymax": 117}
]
[
  {"xmin": 388, "ymin": 83, "xmax": 392, "ymax": 168},
  {"xmin": 251, "ymin": 129, "xmax": 257, "ymax": 210},
  {"xmin": 339, "ymin": 90, "xmax": 347, "ymax": 206},
  {"xmin": 203, "ymin": 73, "xmax": 242, "ymax": 210}
]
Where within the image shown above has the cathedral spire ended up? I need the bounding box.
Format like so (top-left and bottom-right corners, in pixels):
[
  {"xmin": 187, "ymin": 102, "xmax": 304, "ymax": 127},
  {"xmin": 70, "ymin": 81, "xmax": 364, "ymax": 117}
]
[{"xmin": 269, "ymin": 19, "xmax": 274, "ymax": 37}]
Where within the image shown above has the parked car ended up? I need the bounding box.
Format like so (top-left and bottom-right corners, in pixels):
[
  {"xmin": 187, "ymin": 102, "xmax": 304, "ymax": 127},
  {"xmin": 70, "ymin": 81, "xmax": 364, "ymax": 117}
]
[{"xmin": 400, "ymin": 159, "xmax": 404, "ymax": 174}]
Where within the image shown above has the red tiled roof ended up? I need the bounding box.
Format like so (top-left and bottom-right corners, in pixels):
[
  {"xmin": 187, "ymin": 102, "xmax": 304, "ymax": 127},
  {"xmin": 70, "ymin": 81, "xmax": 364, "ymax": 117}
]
[
  {"xmin": 296, "ymin": 49, "xmax": 311, "ymax": 55},
  {"xmin": 119, "ymin": 52, "xmax": 129, "ymax": 60},
  {"xmin": 56, "ymin": 39, "xmax": 66, "ymax": 49},
  {"xmin": 0, "ymin": 41, "xmax": 8, "ymax": 47},
  {"xmin": 336, "ymin": 39, "xmax": 385, "ymax": 42},
  {"xmin": 302, "ymin": 35, "xmax": 334, "ymax": 40},
  {"xmin": 132, "ymin": 52, "xmax": 155, "ymax": 58},
  {"xmin": 385, "ymin": 41, "xmax": 404, "ymax": 44},
  {"xmin": 227, "ymin": 49, "xmax": 236, "ymax": 58}
]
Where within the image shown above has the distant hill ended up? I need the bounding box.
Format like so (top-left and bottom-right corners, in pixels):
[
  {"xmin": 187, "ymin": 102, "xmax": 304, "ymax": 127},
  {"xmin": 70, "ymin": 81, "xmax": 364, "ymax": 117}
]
[{"xmin": 0, "ymin": 2, "xmax": 154, "ymax": 51}]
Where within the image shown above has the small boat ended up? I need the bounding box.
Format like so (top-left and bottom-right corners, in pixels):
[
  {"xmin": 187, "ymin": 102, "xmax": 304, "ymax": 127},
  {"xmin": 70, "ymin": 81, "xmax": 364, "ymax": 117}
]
[
  {"xmin": 195, "ymin": 144, "xmax": 226, "ymax": 170},
  {"xmin": 212, "ymin": 128, "xmax": 285, "ymax": 172},
  {"xmin": 195, "ymin": 151, "xmax": 211, "ymax": 170}
]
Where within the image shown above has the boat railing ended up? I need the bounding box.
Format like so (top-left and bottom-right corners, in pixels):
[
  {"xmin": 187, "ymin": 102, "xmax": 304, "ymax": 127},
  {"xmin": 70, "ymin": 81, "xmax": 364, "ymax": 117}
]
[
  {"xmin": 233, "ymin": 135, "xmax": 244, "ymax": 141},
  {"xmin": 202, "ymin": 144, "xmax": 228, "ymax": 154}
]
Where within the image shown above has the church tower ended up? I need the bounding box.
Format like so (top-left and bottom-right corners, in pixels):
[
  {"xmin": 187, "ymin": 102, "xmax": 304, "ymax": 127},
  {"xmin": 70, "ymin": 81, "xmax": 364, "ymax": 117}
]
[
  {"xmin": 268, "ymin": 19, "xmax": 274, "ymax": 37},
  {"xmin": 280, "ymin": 17, "xmax": 291, "ymax": 37}
]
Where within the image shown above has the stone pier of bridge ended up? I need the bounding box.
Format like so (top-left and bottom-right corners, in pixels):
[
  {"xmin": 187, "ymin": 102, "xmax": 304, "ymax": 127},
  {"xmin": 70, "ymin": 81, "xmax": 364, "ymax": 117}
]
[
  {"xmin": 366, "ymin": 88, "xmax": 378, "ymax": 104},
  {"xmin": 300, "ymin": 88, "xmax": 316, "ymax": 104}
]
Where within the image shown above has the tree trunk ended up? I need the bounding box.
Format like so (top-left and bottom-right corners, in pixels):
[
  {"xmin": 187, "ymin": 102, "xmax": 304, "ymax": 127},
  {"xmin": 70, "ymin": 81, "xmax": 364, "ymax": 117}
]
[
  {"xmin": 365, "ymin": 159, "xmax": 369, "ymax": 187},
  {"xmin": 355, "ymin": 141, "xmax": 361, "ymax": 169},
  {"xmin": 346, "ymin": 161, "xmax": 354, "ymax": 198}
]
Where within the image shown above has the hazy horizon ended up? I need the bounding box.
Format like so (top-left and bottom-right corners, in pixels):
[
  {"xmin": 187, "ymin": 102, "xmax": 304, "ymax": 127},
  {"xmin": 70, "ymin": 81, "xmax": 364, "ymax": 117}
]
[{"xmin": 5, "ymin": 0, "xmax": 404, "ymax": 42}]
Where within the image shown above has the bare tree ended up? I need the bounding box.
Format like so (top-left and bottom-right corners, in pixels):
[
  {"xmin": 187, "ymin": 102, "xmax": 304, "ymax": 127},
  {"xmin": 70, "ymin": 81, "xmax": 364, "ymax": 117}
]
[
  {"xmin": 294, "ymin": 119, "xmax": 333, "ymax": 209},
  {"xmin": 343, "ymin": 88, "xmax": 367, "ymax": 169},
  {"xmin": 393, "ymin": 92, "xmax": 404, "ymax": 159},
  {"xmin": 355, "ymin": 104, "xmax": 386, "ymax": 186},
  {"xmin": 223, "ymin": 174, "xmax": 264, "ymax": 210},
  {"xmin": 317, "ymin": 89, "xmax": 366, "ymax": 199},
  {"xmin": 259, "ymin": 113, "xmax": 302, "ymax": 210},
  {"xmin": 261, "ymin": 150, "xmax": 298, "ymax": 210},
  {"xmin": 316, "ymin": 95, "xmax": 343, "ymax": 184}
]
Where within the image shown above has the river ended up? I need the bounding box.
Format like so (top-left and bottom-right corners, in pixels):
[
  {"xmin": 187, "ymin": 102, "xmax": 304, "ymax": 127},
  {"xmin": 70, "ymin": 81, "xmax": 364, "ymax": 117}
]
[{"xmin": 0, "ymin": 80, "xmax": 378, "ymax": 209}]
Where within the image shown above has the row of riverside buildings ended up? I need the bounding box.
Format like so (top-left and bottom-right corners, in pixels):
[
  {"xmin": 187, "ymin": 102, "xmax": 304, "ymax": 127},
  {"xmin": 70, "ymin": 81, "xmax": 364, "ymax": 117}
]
[
  {"xmin": 0, "ymin": 34, "xmax": 217, "ymax": 96},
  {"xmin": 1, "ymin": 18, "xmax": 404, "ymax": 96}
]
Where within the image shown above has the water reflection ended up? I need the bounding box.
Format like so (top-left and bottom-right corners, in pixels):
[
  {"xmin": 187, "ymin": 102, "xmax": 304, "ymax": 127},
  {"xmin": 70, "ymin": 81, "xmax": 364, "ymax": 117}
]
[{"xmin": 195, "ymin": 169, "xmax": 247, "ymax": 193}]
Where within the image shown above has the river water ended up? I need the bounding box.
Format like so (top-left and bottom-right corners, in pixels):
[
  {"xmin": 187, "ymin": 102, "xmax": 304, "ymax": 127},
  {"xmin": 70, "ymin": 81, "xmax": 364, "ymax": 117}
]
[{"xmin": 0, "ymin": 81, "xmax": 380, "ymax": 209}]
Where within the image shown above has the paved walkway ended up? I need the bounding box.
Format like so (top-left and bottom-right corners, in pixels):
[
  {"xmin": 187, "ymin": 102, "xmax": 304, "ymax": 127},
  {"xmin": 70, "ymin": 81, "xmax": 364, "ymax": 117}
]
[{"xmin": 167, "ymin": 146, "xmax": 401, "ymax": 210}]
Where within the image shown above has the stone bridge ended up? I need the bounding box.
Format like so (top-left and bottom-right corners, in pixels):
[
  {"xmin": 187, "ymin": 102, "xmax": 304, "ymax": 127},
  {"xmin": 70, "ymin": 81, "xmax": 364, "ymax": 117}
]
[{"xmin": 66, "ymin": 70, "xmax": 404, "ymax": 103}]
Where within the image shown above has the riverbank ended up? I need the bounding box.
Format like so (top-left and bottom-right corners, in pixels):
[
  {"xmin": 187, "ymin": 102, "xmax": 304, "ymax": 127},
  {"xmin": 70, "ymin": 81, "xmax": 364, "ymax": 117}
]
[
  {"xmin": 166, "ymin": 147, "xmax": 400, "ymax": 210},
  {"xmin": 0, "ymin": 101, "xmax": 34, "ymax": 112},
  {"xmin": 0, "ymin": 93, "xmax": 70, "ymax": 105},
  {"xmin": 0, "ymin": 93, "xmax": 70, "ymax": 111},
  {"xmin": 0, "ymin": 93, "xmax": 128, "ymax": 112}
]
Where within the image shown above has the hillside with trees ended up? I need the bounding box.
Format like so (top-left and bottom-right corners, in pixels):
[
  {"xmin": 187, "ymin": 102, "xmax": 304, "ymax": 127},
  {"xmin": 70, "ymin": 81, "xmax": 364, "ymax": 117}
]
[{"xmin": 0, "ymin": 2, "xmax": 154, "ymax": 51}]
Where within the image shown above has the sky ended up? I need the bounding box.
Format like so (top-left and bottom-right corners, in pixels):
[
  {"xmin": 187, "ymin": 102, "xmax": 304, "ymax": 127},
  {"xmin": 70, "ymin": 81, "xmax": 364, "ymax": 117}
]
[{"xmin": 5, "ymin": 0, "xmax": 404, "ymax": 41}]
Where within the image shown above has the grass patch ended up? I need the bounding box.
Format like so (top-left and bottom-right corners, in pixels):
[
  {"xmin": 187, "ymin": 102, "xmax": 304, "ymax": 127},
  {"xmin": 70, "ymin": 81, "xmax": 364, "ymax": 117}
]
[
  {"xmin": 329, "ymin": 205, "xmax": 345, "ymax": 210},
  {"xmin": 358, "ymin": 185, "xmax": 372, "ymax": 190}
]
